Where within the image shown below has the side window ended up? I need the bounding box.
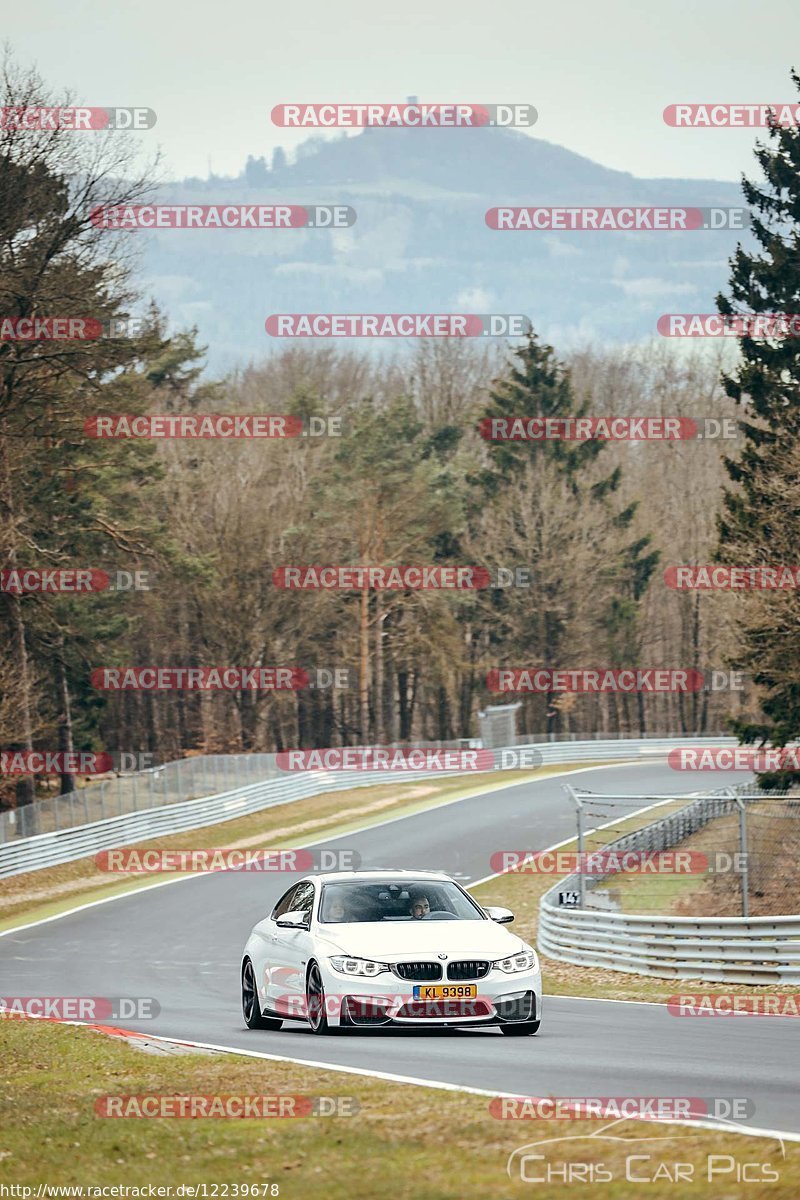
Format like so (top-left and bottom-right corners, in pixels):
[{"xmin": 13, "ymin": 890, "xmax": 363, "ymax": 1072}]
[
  {"xmin": 292, "ymin": 881, "xmax": 315, "ymax": 920},
  {"xmin": 272, "ymin": 884, "xmax": 300, "ymax": 920}
]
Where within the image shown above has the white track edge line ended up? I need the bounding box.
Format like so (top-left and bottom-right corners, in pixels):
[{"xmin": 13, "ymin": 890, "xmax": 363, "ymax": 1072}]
[{"xmin": 97, "ymin": 1028, "xmax": 800, "ymax": 1145}]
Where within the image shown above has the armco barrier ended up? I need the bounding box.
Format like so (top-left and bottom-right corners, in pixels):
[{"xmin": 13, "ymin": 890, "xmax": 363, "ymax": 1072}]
[
  {"xmin": 0, "ymin": 736, "xmax": 736, "ymax": 880},
  {"xmin": 539, "ymin": 784, "xmax": 800, "ymax": 984},
  {"xmin": 538, "ymin": 906, "xmax": 800, "ymax": 985}
]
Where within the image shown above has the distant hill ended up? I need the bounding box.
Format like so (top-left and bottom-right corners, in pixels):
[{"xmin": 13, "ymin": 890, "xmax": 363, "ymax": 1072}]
[{"xmin": 137, "ymin": 127, "xmax": 749, "ymax": 373}]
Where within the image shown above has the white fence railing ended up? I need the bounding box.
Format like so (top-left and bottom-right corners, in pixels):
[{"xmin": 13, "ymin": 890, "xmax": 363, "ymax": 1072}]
[{"xmin": 0, "ymin": 736, "xmax": 737, "ymax": 880}]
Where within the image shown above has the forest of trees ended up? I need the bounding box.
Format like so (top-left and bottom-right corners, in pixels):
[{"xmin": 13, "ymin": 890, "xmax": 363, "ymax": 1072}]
[{"xmin": 4, "ymin": 56, "xmax": 800, "ymax": 806}]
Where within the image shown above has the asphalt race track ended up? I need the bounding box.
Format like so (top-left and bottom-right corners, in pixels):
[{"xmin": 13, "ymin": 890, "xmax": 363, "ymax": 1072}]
[{"xmin": 3, "ymin": 761, "xmax": 799, "ymax": 1137}]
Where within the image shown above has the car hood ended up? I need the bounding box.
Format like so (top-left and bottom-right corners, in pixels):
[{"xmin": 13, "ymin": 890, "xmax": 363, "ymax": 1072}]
[{"xmin": 315, "ymin": 919, "xmax": 529, "ymax": 961}]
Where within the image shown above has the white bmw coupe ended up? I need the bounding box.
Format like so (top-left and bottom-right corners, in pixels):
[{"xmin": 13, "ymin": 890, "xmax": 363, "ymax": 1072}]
[{"xmin": 241, "ymin": 869, "xmax": 542, "ymax": 1035}]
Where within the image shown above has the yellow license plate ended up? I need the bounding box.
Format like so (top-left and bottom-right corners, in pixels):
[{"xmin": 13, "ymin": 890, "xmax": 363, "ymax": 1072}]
[{"xmin": 412, "ymin": 984, "xmax": 477, "ymax": 1000}]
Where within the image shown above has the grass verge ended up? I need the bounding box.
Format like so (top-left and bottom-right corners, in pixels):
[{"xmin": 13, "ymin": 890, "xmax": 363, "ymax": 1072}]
[{"xmin": 0, "ymin": 1018, "xmax": 796, "ymax": 1198}]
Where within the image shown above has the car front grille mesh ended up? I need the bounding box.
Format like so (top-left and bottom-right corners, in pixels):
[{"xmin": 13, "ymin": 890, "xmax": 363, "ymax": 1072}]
[
  {"xmin": 394, "ymin": 961, "xmax": 443, "ymax": 981},
  {"xmin": 446, "ymin": 960, "xmax": 490, "ymax": 980}
]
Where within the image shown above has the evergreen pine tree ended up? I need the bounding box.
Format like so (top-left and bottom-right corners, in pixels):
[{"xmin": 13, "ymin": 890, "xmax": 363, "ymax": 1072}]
[{"xmin": 717, "ymin": 70, "xmax": 800, "ymax": 780}]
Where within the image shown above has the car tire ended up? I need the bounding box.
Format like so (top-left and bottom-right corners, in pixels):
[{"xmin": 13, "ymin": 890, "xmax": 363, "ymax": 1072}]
[
  {"xmin": 500, "ymin": 1020, "xmax": 540, "ymax": 1036},
  {"xmin": 242, "ymin": 958, "xmax": 283, "ymax": 1030},
  {"xmin": 306, "ymin": 962, "xmax": 335, "ymax": 1035}
]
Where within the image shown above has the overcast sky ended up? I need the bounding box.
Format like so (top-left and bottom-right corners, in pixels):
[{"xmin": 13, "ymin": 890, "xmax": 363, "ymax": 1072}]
[{"xmin": 5, "ymin": 0, "xmax": 799, "ymax": 182}]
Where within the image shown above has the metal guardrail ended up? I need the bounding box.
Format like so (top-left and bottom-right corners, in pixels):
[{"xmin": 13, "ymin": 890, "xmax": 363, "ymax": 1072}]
[
  {"xmin": 539, "ymin": 785, "xmax": 800, "ymax": 983},
  {"xmin": 0, "ymin": 736, "xmax": 736, "ymax": 879},
  {"xmin": 538, "ymin": 907, "xmax": 800, "ymax": 985}
]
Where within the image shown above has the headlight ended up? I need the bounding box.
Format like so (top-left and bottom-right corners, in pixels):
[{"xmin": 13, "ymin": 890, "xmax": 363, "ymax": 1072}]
[
  {"xmin": 492, "ymin": 950, "xmax": 538, "ymax": 974},
  {"xmin": 328, "ymin": 956, "xmax": 390, "ymax": 977}
]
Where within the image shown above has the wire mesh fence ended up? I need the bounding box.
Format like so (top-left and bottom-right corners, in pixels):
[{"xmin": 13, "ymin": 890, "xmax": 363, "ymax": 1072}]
[
  {"xmin": 564, "ymin": 786, "xmax": 800, "ymax": 918},
  {"xmin": 713, "ymin": 788, "xmax": 800, "ymax": 917},
  {"xmin": 0, "ymin": 740, "xmax": 481, "ymax": 842},
  {"xmin": 0, "ymin": 754, "xmax": 280, "ymax": 842}
]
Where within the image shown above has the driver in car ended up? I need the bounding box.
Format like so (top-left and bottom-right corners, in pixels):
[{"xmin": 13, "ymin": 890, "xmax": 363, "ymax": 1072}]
[
  {"xmin": 326, "ymin": 896, "xmax": 348, "ymax": 922},
  {"xmin": 409, "ymin": 894, "xmax": 431, "ymax": 919}
]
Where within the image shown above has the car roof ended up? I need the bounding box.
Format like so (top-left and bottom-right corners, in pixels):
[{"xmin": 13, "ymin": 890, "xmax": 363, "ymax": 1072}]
[{"xmin": 303, "ymin": 869, "xmax": 454, "ymax": 885}]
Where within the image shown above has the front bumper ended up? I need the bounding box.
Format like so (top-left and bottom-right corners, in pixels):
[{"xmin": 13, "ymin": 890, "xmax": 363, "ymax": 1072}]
[{"xmin": 319, "ymin": 963, "xmax": 542, "ymax": 1028}]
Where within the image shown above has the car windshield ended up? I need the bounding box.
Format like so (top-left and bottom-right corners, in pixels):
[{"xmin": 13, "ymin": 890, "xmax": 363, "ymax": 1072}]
[{"xmin": 319, "ymin": 879, "xmax": 485, "ymax": 923}]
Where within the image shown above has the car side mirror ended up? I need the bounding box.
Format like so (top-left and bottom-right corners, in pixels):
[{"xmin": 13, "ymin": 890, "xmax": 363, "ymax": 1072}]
[
  {"xmin": 485, "ymin": 906, "xmax": 514, "ymax": 924},
  {"xmin": 276, "ymin": 909, "xmax": 310, "ymax": 930}
]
